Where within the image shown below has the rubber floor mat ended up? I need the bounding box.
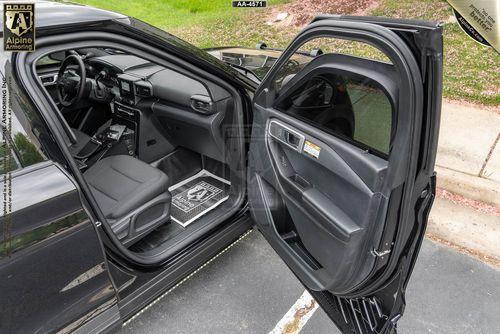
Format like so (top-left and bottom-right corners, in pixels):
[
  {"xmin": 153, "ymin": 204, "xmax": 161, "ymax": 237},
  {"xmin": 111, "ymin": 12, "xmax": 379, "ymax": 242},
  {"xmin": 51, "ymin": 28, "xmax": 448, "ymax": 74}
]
[{"xmin": 169, "ymin": 170, "xmax": 230, "ymax": 227}]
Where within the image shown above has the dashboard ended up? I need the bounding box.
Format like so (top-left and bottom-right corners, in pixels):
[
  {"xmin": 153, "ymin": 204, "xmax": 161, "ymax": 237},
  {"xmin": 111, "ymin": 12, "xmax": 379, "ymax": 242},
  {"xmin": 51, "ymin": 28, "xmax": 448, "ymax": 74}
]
[
  {"xmin": 86, "ymin": 54, "xmax": 212, "ymax": 111},
  {"xmin": 85, "ymin": 54, "xmax": 232, "ymax": 162}
]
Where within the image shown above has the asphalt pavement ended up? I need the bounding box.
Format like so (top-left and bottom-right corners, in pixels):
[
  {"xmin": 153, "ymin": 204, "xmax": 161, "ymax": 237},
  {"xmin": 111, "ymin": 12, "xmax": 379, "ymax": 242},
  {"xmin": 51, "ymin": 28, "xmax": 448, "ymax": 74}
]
[{"xmin": 118, "ymin": 230, "xmax": 500, "ymax": 334}]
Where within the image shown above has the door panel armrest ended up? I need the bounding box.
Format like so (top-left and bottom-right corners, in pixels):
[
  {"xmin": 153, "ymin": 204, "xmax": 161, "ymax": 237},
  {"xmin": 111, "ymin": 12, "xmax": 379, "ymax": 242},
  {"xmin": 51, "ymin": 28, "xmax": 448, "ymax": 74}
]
[{"xmin": 302, "ymin": 188, "xmax": 361, "ymax": 242}]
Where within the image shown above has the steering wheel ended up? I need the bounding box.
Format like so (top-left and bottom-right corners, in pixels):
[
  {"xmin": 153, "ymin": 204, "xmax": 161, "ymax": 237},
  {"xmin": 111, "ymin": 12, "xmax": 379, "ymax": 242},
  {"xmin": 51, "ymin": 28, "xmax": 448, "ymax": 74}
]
[{"xmin": 56, "ymin": 54, "xmax": 86, "ymax": 107}]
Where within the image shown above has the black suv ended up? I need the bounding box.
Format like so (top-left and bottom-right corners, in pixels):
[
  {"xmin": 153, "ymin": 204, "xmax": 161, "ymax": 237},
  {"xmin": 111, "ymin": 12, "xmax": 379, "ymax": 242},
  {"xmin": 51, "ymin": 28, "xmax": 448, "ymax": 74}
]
[{"xmin": 0, "ymin": 2, "xmax": 442, "ymax": 333}]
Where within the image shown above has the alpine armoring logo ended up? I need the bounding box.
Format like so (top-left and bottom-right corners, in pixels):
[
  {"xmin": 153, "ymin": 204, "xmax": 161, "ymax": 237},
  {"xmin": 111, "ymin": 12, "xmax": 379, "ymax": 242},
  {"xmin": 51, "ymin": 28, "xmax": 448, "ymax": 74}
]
[{"xmin": 3, "ymin": 3, "xmax": 35, "ymax": 52}]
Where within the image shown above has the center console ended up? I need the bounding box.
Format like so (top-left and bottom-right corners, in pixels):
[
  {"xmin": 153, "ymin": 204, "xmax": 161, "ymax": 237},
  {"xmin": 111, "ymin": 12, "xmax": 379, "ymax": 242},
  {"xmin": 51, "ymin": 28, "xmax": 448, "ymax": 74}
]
[
  {"xmin": 111, "ymin": 73, "xmax": 155, "ymax": 157},
  {"xmin": 111, "ymin": 101, "xmax": 138, "ymax": 156},
  {"xmin": 114, "ymin": 73, "xmax": 172, "ymax": 163},
  {"xmin": 76, "ymin": 69, "xmax": 170, "ymax": 170}
]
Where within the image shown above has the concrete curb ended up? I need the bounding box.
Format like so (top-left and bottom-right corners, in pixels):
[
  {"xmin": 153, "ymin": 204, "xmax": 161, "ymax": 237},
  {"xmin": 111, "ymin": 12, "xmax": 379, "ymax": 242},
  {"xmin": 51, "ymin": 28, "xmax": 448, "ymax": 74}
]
[
  {"xmin": 427, "ymin": 196, "xmax": 500, "ymax": 268},
  {"xmin": 435, "ymin": 165, "xmax": 500, "ymax": 208}
]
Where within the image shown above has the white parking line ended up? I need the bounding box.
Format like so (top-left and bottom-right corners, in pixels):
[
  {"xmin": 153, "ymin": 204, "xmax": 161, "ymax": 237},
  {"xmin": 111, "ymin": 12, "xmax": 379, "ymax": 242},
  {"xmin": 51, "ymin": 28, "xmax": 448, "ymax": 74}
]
[{"xmin": 269, "ymin": 290, "xmax": 319, "ymax": 334}]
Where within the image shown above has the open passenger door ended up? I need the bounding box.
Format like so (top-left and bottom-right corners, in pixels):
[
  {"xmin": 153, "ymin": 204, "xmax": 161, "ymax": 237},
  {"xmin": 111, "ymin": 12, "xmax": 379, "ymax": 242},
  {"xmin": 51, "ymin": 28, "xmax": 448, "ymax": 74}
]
[{"xmin": 248, "ymin": 16, "xmax": 442, "ymax": 333}]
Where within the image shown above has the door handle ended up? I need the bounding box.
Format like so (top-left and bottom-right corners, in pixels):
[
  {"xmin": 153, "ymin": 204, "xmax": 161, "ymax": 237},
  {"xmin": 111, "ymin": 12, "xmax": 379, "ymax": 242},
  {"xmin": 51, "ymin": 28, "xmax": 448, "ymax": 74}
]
[
  {"xmin": 268, "ymin": 120, "xmax": 305, "ymax": 152},
  {"xmin": 284, "ymin": 130, "xmax": 301, "ymax": 149}
]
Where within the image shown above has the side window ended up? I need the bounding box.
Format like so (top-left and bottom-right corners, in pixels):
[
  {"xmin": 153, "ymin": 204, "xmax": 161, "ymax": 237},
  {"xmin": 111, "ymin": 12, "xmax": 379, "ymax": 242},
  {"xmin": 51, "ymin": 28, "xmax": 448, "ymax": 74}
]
[{"xmin": 273, "ymin": 38, "xmax": 394, "ymax": 156}]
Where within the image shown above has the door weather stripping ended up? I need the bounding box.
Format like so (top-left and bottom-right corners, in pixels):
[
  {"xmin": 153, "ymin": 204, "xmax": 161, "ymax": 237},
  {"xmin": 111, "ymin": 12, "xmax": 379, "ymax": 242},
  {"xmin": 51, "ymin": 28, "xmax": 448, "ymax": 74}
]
[{"xmin": 122, "ymin": 229, "xmax": 254, "ymax": 327}]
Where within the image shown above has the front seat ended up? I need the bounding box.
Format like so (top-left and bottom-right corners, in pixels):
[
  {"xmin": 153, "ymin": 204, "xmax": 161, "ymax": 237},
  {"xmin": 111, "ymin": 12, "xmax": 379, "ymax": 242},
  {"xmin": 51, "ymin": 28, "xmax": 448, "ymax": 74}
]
[{"xmin": 84, "ymin": 155, "xmax": 171, "ymax": 246}]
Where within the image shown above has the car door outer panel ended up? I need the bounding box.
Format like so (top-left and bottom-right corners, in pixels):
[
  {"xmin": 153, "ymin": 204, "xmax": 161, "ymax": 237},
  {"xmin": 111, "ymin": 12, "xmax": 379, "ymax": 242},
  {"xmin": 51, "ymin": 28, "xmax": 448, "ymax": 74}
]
[
  {"xmin": 0, "ymin": 162, "xmax": 118, "ymax": 333},
  {"xmin": 249, "ymin": 17, "xmax": 442, "ymax": 334}
]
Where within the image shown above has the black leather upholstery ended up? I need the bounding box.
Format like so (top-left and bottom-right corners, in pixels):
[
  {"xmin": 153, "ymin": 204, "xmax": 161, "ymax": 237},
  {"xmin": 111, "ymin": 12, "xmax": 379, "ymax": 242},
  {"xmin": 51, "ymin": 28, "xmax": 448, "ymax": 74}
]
[{"xmin": 84, "ymin": 155, "xmax": 171, "ymax": 245}]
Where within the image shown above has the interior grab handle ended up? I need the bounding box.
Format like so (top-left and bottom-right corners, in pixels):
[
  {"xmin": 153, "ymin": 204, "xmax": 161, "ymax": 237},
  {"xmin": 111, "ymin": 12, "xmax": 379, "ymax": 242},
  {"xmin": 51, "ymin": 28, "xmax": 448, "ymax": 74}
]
[{"xmin": 190, "ymin": 94, "xmax": 214, "ymax": 115}]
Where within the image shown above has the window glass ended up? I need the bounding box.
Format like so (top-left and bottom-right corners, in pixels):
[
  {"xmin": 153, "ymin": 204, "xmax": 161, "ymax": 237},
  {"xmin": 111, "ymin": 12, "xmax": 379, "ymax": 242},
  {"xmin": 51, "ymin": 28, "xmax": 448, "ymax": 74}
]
[
  {"xmin": 274, "ymin": 37, "xmax": 394, "ymax": 156},
  {"xmin": 345, "ymin": 80, "xmax": 392, "ymax": 154},
  {"xmin": 274, "ymin": 38, "xmax": 391, "ymax": 91}
]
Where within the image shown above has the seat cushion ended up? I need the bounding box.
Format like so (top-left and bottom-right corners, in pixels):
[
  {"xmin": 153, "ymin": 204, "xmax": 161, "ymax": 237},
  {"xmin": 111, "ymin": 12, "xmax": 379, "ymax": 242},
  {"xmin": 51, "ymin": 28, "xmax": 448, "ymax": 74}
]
[{"xmin": 84, "ymin": 155, "xmax": 169, "ymax": 219}]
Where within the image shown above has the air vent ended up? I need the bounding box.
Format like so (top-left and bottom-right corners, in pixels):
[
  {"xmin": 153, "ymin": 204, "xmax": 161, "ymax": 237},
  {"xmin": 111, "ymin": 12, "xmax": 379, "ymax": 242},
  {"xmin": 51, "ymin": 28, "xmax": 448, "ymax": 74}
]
[
  {"xmin": 135, "ymin": 81, "xmax": 153, "ymax": 97},
  {"xmin": 136, "ymin": 86, "xmax": 151, "ymax": 96}
]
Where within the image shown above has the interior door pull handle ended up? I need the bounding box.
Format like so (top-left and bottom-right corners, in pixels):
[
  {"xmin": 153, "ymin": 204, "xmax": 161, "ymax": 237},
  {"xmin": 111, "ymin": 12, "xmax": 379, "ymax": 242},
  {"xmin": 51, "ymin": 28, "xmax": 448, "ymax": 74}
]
[
  {"xmin": 284, "ymin": 131, "xmax": 301, "ymax": 148},
  {"xmin": 268, "ymin": 120, "xmax": 305, "ymax": 152}
]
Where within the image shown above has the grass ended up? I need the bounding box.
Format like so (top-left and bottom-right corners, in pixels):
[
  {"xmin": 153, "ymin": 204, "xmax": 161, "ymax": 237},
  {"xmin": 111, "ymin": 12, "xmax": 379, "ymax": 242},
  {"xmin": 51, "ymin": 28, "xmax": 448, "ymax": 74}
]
[
  {"xmin": 370, "ymin": 0, "xmax": 499, "ymax": 106},
  {"xmin": 75, "ymin": 0, "xmax": 289, "ymax": 30},
  {"xmin": 73, "ymin": 0, "xmax": 499, "ymax": 106}
]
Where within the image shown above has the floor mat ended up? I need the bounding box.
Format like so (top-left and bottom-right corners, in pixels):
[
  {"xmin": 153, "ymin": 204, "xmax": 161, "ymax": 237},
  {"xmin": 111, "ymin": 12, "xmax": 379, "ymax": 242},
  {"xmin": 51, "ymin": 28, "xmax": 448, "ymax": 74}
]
[{"xmin": 169, "ymin": 170, "xmax": 230, "ymax": 227}]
